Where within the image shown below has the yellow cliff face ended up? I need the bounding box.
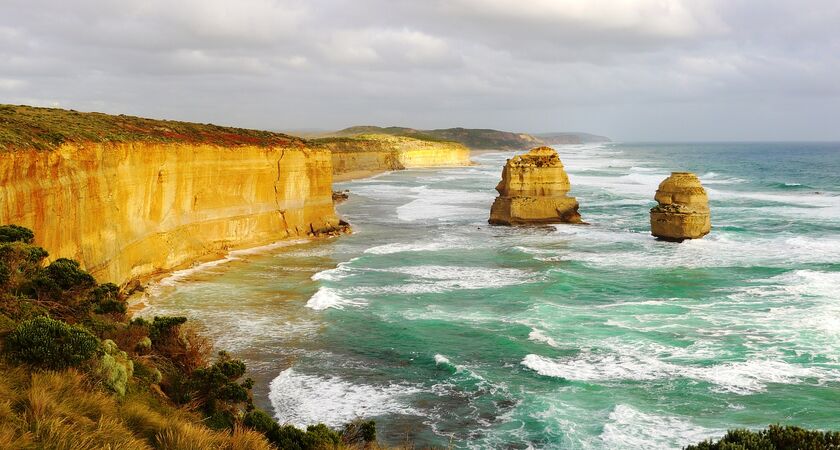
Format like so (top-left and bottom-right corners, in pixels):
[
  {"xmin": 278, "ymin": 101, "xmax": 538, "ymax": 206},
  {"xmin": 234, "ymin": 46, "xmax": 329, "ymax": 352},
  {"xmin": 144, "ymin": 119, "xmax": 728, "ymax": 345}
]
[
  {"xmin": 320, "ymin": 135, "xmax": 472, "ymax": 182},
  {"xmin": 0, "ymin": 142, "xmax": 340, "ymax": 285},
  {"xmin": 489, "ymin": 146, "xmax": 582, "ymax": 225}
]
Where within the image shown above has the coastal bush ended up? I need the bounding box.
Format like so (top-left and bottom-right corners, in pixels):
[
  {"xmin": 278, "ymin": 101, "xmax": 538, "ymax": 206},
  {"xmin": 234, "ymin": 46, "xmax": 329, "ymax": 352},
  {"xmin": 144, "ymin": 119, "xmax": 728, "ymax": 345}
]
[
  {"xmin": 148, "ymin": 315, "xmax": 187, "ymax": 342},
  {"xmin": 4, "ymin": 316, "xmax": 99, "ymax": 369},
  {"xmin": 342, "ymin": 420, "xmax": 377, "ymax": 446},
  {"xmin": 0, "ymin": 225, "xmax": 380, "ymax": 449},
  {"xmin": 190, "ymin": 351, "xmax": 253, "ymax": 429},
  {"xmin": 39, "ymin": 257, "xmax": 96, "ymax": 292},
  {"xmin": 685, "ymin": 425, "xmax": 840, "ymax": 450},
  {"xmin": 154, "ymin": 320, "xmax": 212, "ymax": 374},
  {"xmin": 0, "ymin": 261, "xmax": 9, "ymax": 287},
  {"xmin": 92, "ymin": 282, "xmax": 127, "ymax": 315},
  {"xmin": 104, "ymin": 319, "xmax": 151, "ymax": 356},
  {"xmin": 0, "ymin": 241, "xmax": 48, "ymax": 292},
  {"xmin": 0, "ymin": 225, "xmax": 34, "ymax": 244},
  {"xmin": 95, "ymin": 339, "xmax": 134, "ymax": 396},
  {"xmin": 243, "ymin": 408, "xmax": 350, "ymax": 450}
]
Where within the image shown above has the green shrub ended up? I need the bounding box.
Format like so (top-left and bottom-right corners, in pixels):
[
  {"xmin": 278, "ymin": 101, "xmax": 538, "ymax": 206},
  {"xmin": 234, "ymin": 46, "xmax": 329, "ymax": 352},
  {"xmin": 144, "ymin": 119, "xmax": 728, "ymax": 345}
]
[
  {"xmin": 41, "ymin": 258, "xmax": 96, "ymax": 291},
  {"xmin": 0, "ymin": 225, "xmax": 34, "ymax": 244},
  {"xmin": 685, "ymin": 424, "xmax": 840, "ymax": 450},
  {"xmin": 341, "ymin": 420, "xmax": 377, "ymax": 446},
  {"xmin": 304, "ymin": 423, "xmax": 341, "ymax": 448},
  {"xmin": 0, "ymin": 260, "xmax": 9, "ymax": 286},
  {"xmin": 92, "ymin": 283, "xmax": 126, "ymax": 315},
  {"xmin": 0, "ymin": 312, "xmax": 14, "ymax": 333},
  {"xmin": 149, "ymin": 316, "xmax": 187, "ymax": 342},
  {"xmin": 244, "ymin": 409, "xmax": 347, "ymax": 450},
  {"xmin": 189, "ymin": 351, "xmax": 253, "ymax": 427},
  {"xmin": 243, "ymin": 409, "xmax": 278, "ymax": 434},
  {"xmin": 95, "ymin": 339, "xmax": 134, "ymax": 396},
  {"xmin": 0, "ymin": 242, "xmax": 49, "ymax": 292},
  {"xmin": 4, "ymin": 316, "xmax": 99, "ymax": 369}
]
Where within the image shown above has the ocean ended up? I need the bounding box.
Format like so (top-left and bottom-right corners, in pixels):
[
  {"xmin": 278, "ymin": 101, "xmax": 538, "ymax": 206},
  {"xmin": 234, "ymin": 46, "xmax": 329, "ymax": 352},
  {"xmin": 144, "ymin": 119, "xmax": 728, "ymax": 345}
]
[{"xmin": 141, "ymin": 142, "xmax": 840, "ymax": 449}]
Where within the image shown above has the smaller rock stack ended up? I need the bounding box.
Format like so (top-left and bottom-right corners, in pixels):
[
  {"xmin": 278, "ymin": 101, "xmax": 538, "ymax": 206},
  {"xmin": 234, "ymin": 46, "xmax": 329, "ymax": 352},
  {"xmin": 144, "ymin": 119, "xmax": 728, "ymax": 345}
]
[
  {"xmin": 489, "ymin": 146, "xmax": 582, "ymax": 225},
  {"xmin": 650, "ymin": 172, "xmax": 711, "ymax": 241}
]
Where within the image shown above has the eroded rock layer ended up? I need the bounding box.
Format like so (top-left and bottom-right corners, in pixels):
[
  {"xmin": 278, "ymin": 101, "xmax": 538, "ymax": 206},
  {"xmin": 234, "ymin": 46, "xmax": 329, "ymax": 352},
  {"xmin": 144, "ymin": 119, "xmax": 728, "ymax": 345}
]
[
  {"xmin": 650, "ymin": 172, "xmax": 711, "ymax": 241},
  {"xmin": 318, "ymin": 135, "xmax": 472, "ymax": 182},
  {"xmin": 0, "ymin": 142, "xmax": 341, "ymax": 285},
  {"xmin": 489, "ymin": 146, "xmax": 582, "ymax": 225}
]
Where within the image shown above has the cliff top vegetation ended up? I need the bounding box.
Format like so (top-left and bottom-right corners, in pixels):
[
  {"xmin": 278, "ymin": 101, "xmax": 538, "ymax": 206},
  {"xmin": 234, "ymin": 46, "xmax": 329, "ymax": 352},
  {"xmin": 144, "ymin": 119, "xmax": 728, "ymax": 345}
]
[
  {"xmin": 310, "ymin": 133, "xmax": 465, "ymax": 152},
  {"xmin": 0, "ymin": 104, "xmax": 306, "ymax": 151},
  {"xmin": 327, "ymin": 125, "xmax": 540, "ymax": 150}
]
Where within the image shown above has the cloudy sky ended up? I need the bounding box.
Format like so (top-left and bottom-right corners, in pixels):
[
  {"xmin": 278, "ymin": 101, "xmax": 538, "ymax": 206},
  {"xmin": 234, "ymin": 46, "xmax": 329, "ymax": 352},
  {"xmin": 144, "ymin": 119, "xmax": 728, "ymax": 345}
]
[{"xmin": 2, "ymin": 0, "xmax": 838, "ymax": 140}]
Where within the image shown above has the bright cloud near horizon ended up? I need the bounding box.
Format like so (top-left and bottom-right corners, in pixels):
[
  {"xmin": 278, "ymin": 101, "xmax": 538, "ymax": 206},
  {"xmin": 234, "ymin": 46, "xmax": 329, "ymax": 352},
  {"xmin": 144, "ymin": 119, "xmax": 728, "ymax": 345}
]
[{"xmin": 2, "ymin": 0, "xmax": 839, "ymax": 140}]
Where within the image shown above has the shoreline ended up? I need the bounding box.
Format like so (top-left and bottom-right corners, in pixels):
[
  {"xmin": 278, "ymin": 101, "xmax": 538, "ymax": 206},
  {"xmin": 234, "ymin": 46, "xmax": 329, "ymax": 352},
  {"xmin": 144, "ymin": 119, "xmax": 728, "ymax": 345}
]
[
  {"xmin": 128, "ymin": 234, "xmax": 337, "ymax": 314},
  {"xmin": 131, "ymin": 158, "xmax": 475, "ymax": 314}
]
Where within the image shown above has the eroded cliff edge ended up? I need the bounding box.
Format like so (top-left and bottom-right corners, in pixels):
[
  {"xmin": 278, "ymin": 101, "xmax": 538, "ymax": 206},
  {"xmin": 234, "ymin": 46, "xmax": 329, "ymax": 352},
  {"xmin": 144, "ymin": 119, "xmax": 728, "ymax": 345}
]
[
  {"xmin": 0, "ymin": 142, "xmax": 340, "ymax": 285},
  {"xmin": 314, "ymin": 135, "xmax": 472, "ymax": 181},
  {"xmin": 0, "ymin": 105, "xmax": 472, "ymax": 286}
]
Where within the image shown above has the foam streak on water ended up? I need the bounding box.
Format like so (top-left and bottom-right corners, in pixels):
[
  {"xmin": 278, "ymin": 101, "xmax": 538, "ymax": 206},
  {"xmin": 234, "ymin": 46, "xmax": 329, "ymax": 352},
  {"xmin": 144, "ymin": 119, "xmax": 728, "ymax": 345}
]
[{"xmin": 143, "ymin": 142, "xmax": 840, "ymax": 449}]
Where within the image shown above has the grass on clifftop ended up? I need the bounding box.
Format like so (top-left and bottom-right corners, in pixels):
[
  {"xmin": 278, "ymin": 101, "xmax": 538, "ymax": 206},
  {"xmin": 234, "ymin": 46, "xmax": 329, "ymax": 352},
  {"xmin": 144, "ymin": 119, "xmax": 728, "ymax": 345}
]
[
  {"xmin": 0, "ymin": 104, "xmax": 305, "ymax": 151},
  {"xmin": 329, "ymin": 125, "xmax": 541, "ymax": 150},
  {"xmin": 309, "ymin": 133, "xmax": 461, "ymax": 152}
]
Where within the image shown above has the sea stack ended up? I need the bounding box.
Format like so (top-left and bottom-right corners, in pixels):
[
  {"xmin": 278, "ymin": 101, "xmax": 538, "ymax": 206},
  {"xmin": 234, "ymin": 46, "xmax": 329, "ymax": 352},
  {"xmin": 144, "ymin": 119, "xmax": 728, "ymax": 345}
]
[
  {"xmin": 650, "ymin": 172, "xmax": 711, "ymax": 241},
  {"xmin": 489, "ymin": 146, "xmax": 582, "ymax": 225}
]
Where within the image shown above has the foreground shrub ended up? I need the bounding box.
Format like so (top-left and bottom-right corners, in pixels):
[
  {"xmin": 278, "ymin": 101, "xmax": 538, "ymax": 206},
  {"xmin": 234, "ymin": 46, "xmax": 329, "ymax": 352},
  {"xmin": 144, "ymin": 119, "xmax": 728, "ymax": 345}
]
[
  {"xmin": 92, "ymin": 282, "xmax": 127, "ymax": 315},
  {"xmin": 0, "ymin": 225, "xmax": 34, "ymax": 244},
  {"xmin": 148, "ymin": 315, "xmax": 188, "ymax": 342},
  {"xmin": 190, "ymin": 351, "xmax": 253, "ymax": 429},
  {"xmin": 685, "ymin": 424, "xmax": 840, "ymax": 450},
  {"xmin": 4, "ymin": 316, "xmax": 99, "ymax": 369},
  {"xmin": 36, "ymin": 257, "xmax": 96, "ymax": 294},
  {"xmin": 96, "ymin": 339, "xmax": 134, "ymax": 396},
  {"xmin": 0, "ymin": 241, "xmax": 49, "ymax": 292},
  {"xmin": 342, "ymin": 419, "xmax": 377, "ymax": 446},
  {"xmin": 0, "ymin": 260, "xmax": 9, "ymax": 287},
  {"xmin": 243, "ymin": 409, "xmax": 348, "ymax": 450}
]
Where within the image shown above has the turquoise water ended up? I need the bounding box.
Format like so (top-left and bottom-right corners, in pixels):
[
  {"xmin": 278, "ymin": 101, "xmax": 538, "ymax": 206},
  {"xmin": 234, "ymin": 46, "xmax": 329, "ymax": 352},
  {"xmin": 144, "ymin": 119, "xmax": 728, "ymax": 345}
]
[{"xmin": 142, "ymin": 142, "xmax": 840, "ymax": 449}]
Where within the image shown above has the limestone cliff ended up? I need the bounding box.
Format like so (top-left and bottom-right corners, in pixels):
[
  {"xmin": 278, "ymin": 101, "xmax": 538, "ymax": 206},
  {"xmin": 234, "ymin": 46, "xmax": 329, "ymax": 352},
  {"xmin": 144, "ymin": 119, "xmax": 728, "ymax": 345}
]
[
  {"xmin": 0, "ymin": 106, "xmax": 474, "ymax": 286},
  {"xmin": 0, "ymin": 142, "xmax": 340, "ymax": 285},
  {"xmin": 489, "ymin": 147, "xmax": 582, "ymax": 225},
  {"xmin": 650, "ymin": 172, "xmax": 711, "ymax": 241},
  {"xmin": 314, "ymin": 135, "xmax": 472, "ymax": 181}
]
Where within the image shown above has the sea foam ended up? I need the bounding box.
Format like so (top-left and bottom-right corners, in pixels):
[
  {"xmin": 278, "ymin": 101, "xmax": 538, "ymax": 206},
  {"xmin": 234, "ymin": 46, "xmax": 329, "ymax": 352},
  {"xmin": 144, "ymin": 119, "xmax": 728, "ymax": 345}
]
[
  {"xmin": 521, "ymin": 350, "xmax": 840, "ymax": 395},
  {"xmin": 269, "ymin": 368, "xmax": 421, "ymax": 428},
  {"xmin": 305, "ymin": 287, "xmax": 365, "ymax": 310},
  {"xmin": 599, "ymin": 404, "xmax": 722, "ymax": 450}
]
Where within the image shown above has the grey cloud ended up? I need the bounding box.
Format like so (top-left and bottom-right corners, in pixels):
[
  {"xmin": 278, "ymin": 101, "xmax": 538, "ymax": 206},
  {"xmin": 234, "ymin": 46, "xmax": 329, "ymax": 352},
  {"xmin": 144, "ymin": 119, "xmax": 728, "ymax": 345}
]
[{"xmin": 0, "ymin": 0, "xmax": 838, "ymax": 140}]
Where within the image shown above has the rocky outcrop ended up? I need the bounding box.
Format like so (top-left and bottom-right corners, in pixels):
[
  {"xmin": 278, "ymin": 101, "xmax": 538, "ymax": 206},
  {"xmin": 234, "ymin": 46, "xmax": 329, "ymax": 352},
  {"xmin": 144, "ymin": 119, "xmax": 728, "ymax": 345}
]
[
  {"xmin": 489, "ymin": 146, "xmax": 582, "ymax": 225},
  {"xmin": 316, "ymin": 135, "xmax": 472, "ymax": 182},
  {"xmin": 0, "ymin": 142, "xmax": 342, "ymax": 285},
  {"xmin": 650, "ymin": 172, "xmax": 711, "ymax": 241}
]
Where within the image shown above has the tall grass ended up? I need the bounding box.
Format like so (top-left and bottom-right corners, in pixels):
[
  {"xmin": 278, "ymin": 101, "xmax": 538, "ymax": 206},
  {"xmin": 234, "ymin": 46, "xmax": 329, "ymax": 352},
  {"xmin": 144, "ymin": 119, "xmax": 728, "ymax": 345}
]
[{"xmin": 0, "ymin": 361, "xmax": 276, "ymax": 450}]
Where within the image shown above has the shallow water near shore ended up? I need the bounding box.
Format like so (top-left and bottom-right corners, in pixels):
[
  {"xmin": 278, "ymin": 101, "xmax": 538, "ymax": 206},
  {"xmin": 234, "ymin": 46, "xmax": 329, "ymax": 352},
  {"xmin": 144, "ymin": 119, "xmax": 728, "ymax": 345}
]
[{"xmin": 141, "ymin": 142, "xmax": 840, "ymax": 449}]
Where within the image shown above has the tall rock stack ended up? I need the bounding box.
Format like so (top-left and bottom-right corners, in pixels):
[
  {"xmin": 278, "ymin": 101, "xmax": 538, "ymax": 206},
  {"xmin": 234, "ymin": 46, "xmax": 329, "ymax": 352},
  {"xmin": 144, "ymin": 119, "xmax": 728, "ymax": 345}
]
[
  {"xmin": 489, "ymin": 146, "xmax": 582, "ymax": 225},
  {"xmin": 650, "ymin": 172, "xmax": 711, "ymax": 241}
]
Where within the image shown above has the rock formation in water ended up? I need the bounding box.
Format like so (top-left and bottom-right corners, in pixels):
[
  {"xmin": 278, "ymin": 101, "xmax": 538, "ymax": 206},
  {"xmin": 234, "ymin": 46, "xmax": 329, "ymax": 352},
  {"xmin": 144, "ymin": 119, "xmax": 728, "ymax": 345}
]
[
  {"xmin": 332, "ymin": 190, "xmax": 350, "ymax": 203},
  {"xmin": 488, "ymin": 146, "xmax": 582, "ymax": 225},
  {"xmin": 649, "ymin": 172, "xmax": 711, "ymax": 241}
]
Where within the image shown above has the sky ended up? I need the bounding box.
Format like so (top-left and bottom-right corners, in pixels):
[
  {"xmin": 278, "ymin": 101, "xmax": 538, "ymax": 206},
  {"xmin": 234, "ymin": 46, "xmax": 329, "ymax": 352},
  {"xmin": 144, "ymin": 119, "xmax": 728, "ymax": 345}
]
[{"xmin": 1, "ymin": 0, "xmax": 839, "ymax": 141}]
